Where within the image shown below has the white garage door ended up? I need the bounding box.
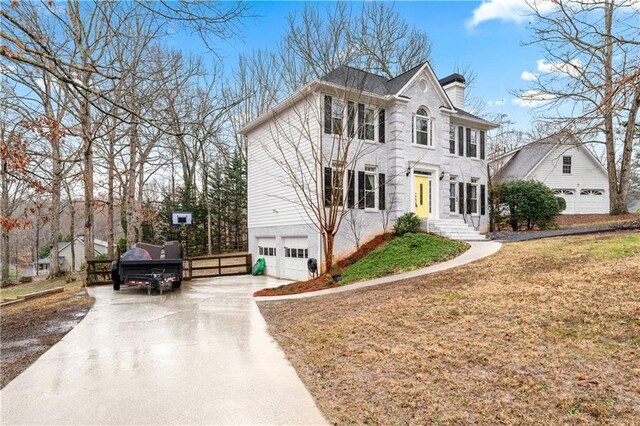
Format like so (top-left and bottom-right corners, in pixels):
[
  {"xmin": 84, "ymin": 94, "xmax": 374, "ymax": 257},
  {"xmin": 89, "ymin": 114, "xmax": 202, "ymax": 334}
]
[
  {"xmin": 579, "ymin": 189, "xmax": 605, "ymax": 214},
  {"xmin": 256, "ymin": 237, "xmax": 277, "ymax": 276},
  {"xmin": 282, "ymin": 237, "xmax": 309, "ymax": 281},
  {"xmin": 552, "ymin": 189, "xmax": 576, "ymax": 214}
]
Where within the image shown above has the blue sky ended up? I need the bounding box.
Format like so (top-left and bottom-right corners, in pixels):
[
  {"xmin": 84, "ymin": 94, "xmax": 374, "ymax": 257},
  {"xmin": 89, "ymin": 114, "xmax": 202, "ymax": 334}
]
[{"xmin": 179, "ymin": 1, "xmax": 549, "ymax": 130}]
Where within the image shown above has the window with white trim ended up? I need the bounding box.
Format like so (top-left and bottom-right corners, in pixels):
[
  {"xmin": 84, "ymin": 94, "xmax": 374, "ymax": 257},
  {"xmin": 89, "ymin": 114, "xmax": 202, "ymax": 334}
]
[
  {"xmin": 332, "ymin": 160, "xmax": 345, "ymax": 206},
  {"xmin": 449, "ymin": 176, "xmax": 457, "ymax": 213},
  {"xmin": 258, "ymin": 246, "xmax": 276, "ymax": 256},
  {"xmin": 469, "ymin": 130, "xmax": 478, "ymax": 157},
  {"xmin": 363, "ymin": 107, "xmax": 375, "ymax": 141},
  {"xmin": 562, "ymin": 156, "xmax": 572, "ymax": 174},
  {"xmin": 364, "ymin": 165, "xmax": 377, "ymax": 209},
  {"xmin": 470, "ymin": 178, "xmax": 479, "ymax": 215},
  {"xmin": 284, "ymin": 247, "xmax": 309, "ymax": 259},
  {"xmin": 449, "ymin": 126, "xmax": 456, "ymax": 154},
  {"xmin": 414, "ymin": 107, "xmax": 432, "ymax": 147},
  {"xmin": 331, "ymin": 99, "xmax": 343, "ymax": 135}
]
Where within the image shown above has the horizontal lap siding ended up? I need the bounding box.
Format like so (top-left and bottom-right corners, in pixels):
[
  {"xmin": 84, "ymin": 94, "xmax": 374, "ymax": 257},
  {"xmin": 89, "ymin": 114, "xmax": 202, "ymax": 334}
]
[{"xmin": 247, "ymin": 98, "xmax": 319, "ymax": 228}]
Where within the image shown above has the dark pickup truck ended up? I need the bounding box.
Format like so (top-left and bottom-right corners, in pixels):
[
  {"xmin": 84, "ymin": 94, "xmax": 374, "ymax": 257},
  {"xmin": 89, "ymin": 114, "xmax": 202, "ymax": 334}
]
[{"xmin": 111, "ymin": 241, "xmax": 183, "ymax": 293}]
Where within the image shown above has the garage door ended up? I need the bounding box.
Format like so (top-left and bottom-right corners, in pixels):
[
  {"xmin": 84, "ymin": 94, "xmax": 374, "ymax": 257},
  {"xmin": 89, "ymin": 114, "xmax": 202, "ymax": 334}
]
[
  {"xmin": 256, "ymin": 237, "xmax": 277, "ymax": 276},
  {"xmin": 579, "ymin": 189, "xmax": 605, "ymax": 214},
  {"xmin": 552, "ymin": 189, "xmax": 576, "ymax": 214},
  {"xmin": 282, "ymin": 237, "xmax": 309, "ymax": 281}
]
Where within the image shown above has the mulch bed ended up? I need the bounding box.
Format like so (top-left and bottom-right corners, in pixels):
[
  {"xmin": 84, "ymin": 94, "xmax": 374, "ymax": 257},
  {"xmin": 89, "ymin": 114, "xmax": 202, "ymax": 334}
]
[
  {"xmin": 556, "ymin": 213, "xmax": 640, "ymax": 227},
  {"xmin": 254, "ymin": 233, "xmax": 393, "ymax": 297},
  {"xmin": 0, "ymin": 284, "xmax": 94, "ymax": 389}
]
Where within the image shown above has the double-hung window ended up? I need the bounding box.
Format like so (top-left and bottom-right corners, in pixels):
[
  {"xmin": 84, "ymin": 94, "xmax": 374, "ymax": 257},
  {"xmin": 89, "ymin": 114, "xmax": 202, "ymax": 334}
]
[
  {"xmin": 449, "ymin": 125, "xmax": 456, "ymax": 154},
  {"xmin": 363, "ymin": 107, "xmax": 375, "ymax": 141},
  {"xmin": 562, "ymin": 156, "xmax": 572, "ymax": 174},
  {"xmin": 414, "ymin": 107, "xmax": 432, "ymax": 147},
  {"xmin": 469, "ymin": 130, "xmax": 478, "ymax": 157},
  {"xmin": 331, "ymin": 99, "xmax": 343, "ymax": 135},
  {"xmin": 332, "ymin": 160, "xmax": 345, "ymax": 206},
  {"xmin": 364, "ymin": 165, "xmax": 377, "ymax": 209},
  {"xmin": 470, "ymin": 178, "xmax": 479, "ymax": 215},
  {"xmin": 449, "ymin": 176, "xmax": 457, "ymax": 213}
]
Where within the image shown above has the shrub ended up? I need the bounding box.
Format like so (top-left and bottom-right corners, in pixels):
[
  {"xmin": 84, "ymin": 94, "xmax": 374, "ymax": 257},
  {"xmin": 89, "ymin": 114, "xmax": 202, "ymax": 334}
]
[
  {"xmin": 19, "ymin": 276, "xmax": 33, "ymax": 284},
  {"xmin": 394, "ymin": 213, "xmax": 421, "ymax": 236},
  {"xmin": 117, "ymin": 237, "xmax": 127, "ymax": 253},
  {"xmin": 555, "ymin": 196, "xmax": 567, "ymax": 212},
  {"xmin": 499, "ymin": 180, "xmax": 562, "ymax": 231}
]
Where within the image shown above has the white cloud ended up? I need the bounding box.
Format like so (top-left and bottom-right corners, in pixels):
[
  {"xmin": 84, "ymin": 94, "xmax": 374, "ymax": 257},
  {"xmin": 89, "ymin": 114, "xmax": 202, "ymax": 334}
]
[
  {"xmin": 467, "ymin": 0, "xmax": 554, "ymax": 28},
  {"xmin": 488, "ymin": 99, "xmax": 506, "ymax": 106},
  {"xmin": 536, "ymin": 59, "xmax": 583, "ymax": 77},
  {"xmin": 512, "ymin": 90, "xmax": 554, "ymax": 108},
  {"xmin": 520, "ymin": 71, "xmax": 538, "ymax": 81}
]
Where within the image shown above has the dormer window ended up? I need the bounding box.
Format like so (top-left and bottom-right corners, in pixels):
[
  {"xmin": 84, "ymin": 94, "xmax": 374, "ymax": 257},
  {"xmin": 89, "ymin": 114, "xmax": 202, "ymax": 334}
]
[{"xmin": 414, "ymin": 107, "xmax": 433, "ymax": 147}]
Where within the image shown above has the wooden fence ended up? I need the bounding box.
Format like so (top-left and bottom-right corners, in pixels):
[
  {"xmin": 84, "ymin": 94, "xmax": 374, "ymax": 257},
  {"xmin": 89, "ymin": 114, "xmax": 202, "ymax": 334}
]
[{"xmin": 86, "ymin": 252, "xmax": 252, "ymax": 286}]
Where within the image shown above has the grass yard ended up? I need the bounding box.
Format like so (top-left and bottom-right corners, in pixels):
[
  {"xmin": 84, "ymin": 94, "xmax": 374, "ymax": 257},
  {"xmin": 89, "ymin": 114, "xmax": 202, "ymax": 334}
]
[
  {"xmin": 341, "ymin": 233, "xmax": 467, "ymax": 284},
  {"xmin": 259, "ymin": 231, "xmax": 640, "ymax": 425}
]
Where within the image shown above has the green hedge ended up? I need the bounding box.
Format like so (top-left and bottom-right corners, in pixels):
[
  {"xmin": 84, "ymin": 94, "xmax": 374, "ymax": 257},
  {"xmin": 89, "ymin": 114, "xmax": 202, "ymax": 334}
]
[{"xmin": 499, "ymin": 180, "xmax": 562, "ymax": 231}]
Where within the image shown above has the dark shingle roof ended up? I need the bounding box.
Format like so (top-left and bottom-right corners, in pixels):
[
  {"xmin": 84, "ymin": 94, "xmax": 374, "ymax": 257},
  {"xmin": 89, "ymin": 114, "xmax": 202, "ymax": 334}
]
[
  {"xmin": 439, "ymin": 73, "xmax": 466, "ymax": 86},
  {"xmin": 499, "ymin": 135, "xmax": 560, "ymax": 179},
  {"xmin": 319, "ymin": 63, "xmax": 426, "ymax": 96}
]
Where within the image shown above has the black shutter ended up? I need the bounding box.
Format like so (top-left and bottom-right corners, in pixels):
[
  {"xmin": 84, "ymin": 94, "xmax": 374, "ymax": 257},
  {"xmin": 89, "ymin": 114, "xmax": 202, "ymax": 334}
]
[
  {"xmin": 459, "ymin": 182, "xmax": 464, "ymax": 214},
  {"xmin": 357, "ymin": 103, "xmax": 365, "ymax": 139},
  {"xmin": 347, "ymin": 170, "xmax": 355, "ymax": 208},
  {"xmin": 466, "ymin": 183, "xmax": 472, "ymax": 214},
  {"xmin": 378, "ymin": 109, "xmax": 385, "ymax": 143},
  {"xmin": 458, "ymin": 126, "xmax": 464, "ymax": 157},
  {"xmin": 480, "ymin": 131, "xmax": 486, "ymax": 160},
  {"xmin": 378, "ymin": 173, "xmax": 385, "ymax": 210},
  {"xmin": 324, "ymin": 167, "xmax": 332, "ymax": 207},
  {"xmin": 481, "ymin": 184, "xmax": 486, "ymax": 215},
  {"xmin": 347, "ymin": 101, "xmax": 355, "ymax": 138},
  {"xmin": 324, "ymin": 95, "xmax": 332, "ymax": 134},
  {"xmin": 412, "ymin": 115, "xmax": 415, "ymax": 144},
  {"xmin": 358, "ymin": 171, "xmax": 365, "ymax": 209},
  {"xmin": 466, "ymin": 128, "xmax": 472, "ymax": 158}
]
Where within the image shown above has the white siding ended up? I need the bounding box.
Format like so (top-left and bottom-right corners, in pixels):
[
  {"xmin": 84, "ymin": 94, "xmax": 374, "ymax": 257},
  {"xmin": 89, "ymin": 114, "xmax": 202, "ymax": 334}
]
[
  {"xmin": 246, "ymin": 96, "xmax": 319, "ymax": 229},
  {"xmin": 528, "ymin": 144, "xmax": 609, "ymax": 214}
]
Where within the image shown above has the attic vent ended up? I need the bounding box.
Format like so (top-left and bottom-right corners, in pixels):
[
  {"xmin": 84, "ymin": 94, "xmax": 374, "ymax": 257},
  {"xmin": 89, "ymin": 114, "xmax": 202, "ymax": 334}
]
[{"xmin": 419, "ymin": 79, "xmax": 428, "ymax": 92}]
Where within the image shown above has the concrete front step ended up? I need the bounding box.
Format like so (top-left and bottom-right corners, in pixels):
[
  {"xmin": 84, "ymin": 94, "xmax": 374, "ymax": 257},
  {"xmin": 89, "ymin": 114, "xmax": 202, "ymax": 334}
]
[{"xmin": 426, "ymin": 219, "xmax": 486, "ymax": 241}]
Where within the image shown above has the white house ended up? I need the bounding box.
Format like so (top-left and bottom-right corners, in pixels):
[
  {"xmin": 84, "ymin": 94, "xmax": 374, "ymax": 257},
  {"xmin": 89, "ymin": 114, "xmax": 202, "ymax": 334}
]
[
  {"xmin": 240, "ymin": 63, "xmax": 498, "ymax": 280},
  {"xmin": 33, "ymin": 236, "xmax": 108, "ymax": 274},
  {"xmin": 491, "ymin": 133, "xmax": 610, "ymax": 214}
]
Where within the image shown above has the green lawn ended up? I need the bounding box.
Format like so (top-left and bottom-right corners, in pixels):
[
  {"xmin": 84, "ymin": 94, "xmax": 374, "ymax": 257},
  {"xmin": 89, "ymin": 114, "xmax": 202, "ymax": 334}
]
[{"xmin": 340, "ymin": 233, "xmax": 468, "ymax": 284}]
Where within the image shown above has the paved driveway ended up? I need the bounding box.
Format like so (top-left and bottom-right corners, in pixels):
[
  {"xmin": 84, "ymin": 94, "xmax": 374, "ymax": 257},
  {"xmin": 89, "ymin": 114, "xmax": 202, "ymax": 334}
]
[{"xmin": 0, "ymin": 276, "xmax": 327, "ymax": 425}]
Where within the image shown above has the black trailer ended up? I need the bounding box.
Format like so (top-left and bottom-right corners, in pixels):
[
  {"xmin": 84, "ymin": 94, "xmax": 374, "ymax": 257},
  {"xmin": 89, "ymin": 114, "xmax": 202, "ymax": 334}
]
[{"xmin": 111, "ymin": 241, "xmax": 183, "ymax": 294}]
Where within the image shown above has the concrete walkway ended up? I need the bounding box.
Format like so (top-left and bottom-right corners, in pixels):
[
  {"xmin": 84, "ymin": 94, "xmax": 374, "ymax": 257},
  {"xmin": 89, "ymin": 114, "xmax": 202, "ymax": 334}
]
[
  {"xmin": 256, "ymin": 241, "xmax": 502, "ymax": 301},
  {"xmin": 0, "ymin": 276, "xmax": 327, "ymax": 425}
]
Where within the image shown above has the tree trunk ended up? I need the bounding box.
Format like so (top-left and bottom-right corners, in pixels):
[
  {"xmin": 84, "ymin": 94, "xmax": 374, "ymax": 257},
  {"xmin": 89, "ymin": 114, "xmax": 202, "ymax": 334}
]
[
  {"xmin": 69, "ymin": 199, "xmax": 76, "ymax": 272},
  {"xmin": 107, "ymin": 127, "xmax": 116, "ymax": 258},
  {"xmin": 126, "ymin": 120, "xmax": 138, "ymax": 247},
  {"xmin": 1, "ymin": 157, "xmax": 9, "ymax": 284},
  {"xmin": 323, "ymin": 231, "xmax": 334, "ymax": 274},
  {"xmin": 81, "ymin": 95, "xmax": 95, "ymax": 265},
  {"xmin": 136, "ymin": 160, "xmax": 144, "ymax": 243},
  {"xmin": 49, "ymin": 131, "xmax": 62, "ymax": 277}
]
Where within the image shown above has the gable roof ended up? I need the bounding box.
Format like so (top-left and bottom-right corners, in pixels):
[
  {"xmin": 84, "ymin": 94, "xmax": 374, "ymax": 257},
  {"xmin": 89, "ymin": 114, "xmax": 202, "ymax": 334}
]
[
  {"xmin": 499, "ymin": 136, "xmax": 558, "ymax": 179},
  {"xmin": 495, "ymin": 132, "xmax": 607, "ymax": 179}
]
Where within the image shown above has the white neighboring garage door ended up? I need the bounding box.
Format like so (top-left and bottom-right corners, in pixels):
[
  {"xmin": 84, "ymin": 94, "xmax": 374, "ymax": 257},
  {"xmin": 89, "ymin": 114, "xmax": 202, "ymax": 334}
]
[
  {"xmin": 552, "ymin": 189, "xmax": 576, "ymax": 214},
  {"xmin": 579, "ymin": 189, "xmax": 606, "ymax": 213},
  {"xmin": 282, "ymin": 237, "xmax": 309, "ymax": 281},
  {"xmin": 256, "ymin": 237, "xmax": 278, "ymax": 276}
]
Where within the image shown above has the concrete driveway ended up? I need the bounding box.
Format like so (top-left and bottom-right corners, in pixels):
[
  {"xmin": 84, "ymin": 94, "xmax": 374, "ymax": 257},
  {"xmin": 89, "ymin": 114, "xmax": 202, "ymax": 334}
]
[{"xmin": 0, "ymin": 276, "xmax": 327, "ymax": 425}]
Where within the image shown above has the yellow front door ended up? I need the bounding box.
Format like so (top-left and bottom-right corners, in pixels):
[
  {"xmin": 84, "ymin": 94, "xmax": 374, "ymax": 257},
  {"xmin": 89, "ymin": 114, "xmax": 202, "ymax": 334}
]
[{"xmin": 414, "ymin": 175, "xmax": 430, "ymax": 218}]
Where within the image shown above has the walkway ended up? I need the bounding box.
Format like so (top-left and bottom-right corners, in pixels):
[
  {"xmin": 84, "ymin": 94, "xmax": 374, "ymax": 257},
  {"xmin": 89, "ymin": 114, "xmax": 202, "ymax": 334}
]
[
  {"xmin": 256, "ymin": 241, "xmax": 502, "ymax": 301},
  {"xmin": 0, "ymin": 276, "xmax": 327, "ymax": 425}
]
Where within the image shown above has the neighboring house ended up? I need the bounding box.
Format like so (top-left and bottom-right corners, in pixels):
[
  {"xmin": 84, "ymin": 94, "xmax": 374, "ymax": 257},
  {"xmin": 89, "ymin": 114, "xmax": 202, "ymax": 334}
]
[
  {"xmin": 491, "ymin": 133, "xmax": 610, "ymax": 214},
  {"xmin": 240, "ymin": 63, "xmax": 498, "ymax": 280},
  {"xmin": 33, "ymin": 236, "xmax": 108, "ymax": 273}
]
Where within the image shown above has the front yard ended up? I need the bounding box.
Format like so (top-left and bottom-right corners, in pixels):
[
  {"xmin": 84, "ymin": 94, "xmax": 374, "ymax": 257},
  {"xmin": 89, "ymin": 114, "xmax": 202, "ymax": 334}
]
[{"xmin": 259, "ymin": 231, "xmax": 640, "ymax": 424}]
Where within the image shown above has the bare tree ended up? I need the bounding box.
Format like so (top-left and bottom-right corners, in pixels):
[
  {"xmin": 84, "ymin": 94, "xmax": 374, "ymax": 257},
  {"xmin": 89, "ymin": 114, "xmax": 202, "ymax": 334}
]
[{"xmin": 520, "ymin": 0, "xmax": 640, "ymax": 214}]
